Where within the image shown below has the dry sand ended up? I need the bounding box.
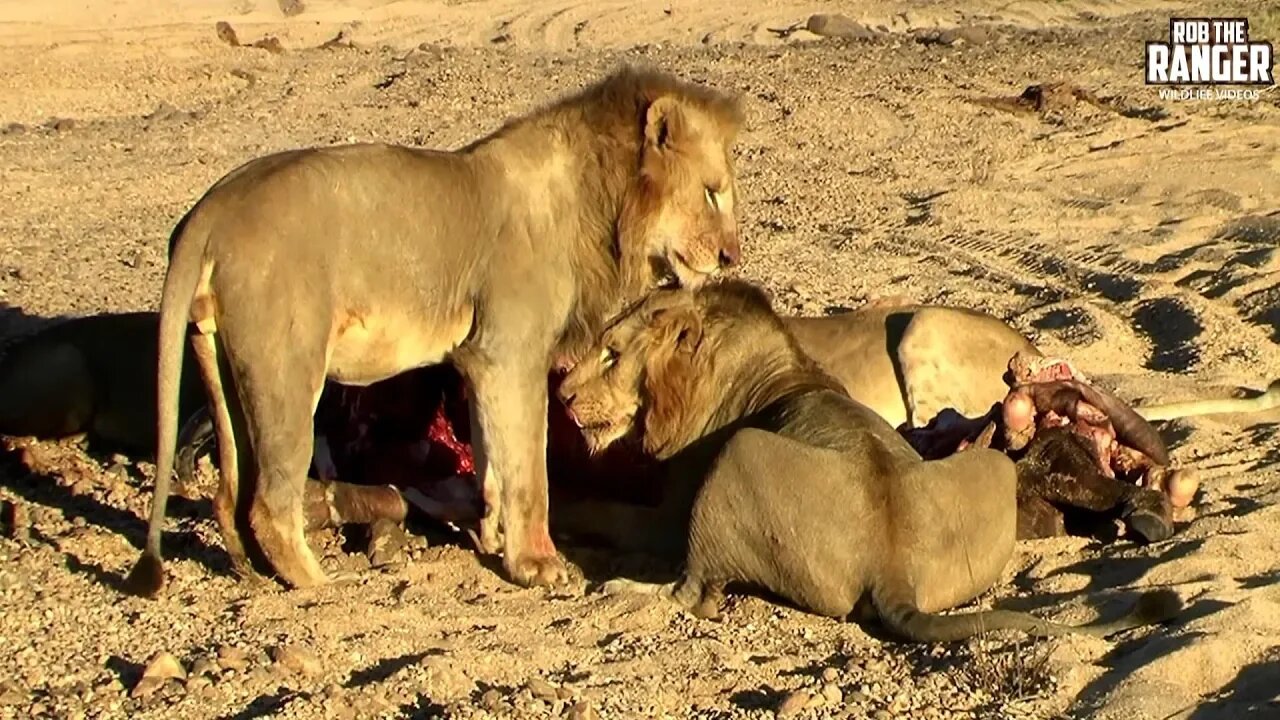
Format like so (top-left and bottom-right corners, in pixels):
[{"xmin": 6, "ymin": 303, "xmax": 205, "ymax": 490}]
[{"xmin": 0, "ymin": 1, "xmax": 1278, "ymax": 718}]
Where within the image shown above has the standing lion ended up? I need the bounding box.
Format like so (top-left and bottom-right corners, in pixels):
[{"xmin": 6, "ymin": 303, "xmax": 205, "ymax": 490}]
[{"xmin": 125, "ymin": 67, "xmax": 745, "ymax": 596}]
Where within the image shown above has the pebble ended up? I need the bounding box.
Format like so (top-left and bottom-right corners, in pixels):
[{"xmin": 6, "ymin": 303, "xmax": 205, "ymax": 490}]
[
  {"xmin": 159, "ymin": 678, "xmax": 186, "ymax": 700},
  {"xmin": 129, "ymin": 678, "xmax": 163, "ymax": 700},
  {"xmin": 420, "ymin": 656, "xmax": 473, "ymax": 700},
  {"xmin": 366, "ymin": 519, "xmax": 408, "ymax": 567},
  {"xmin": 216, "ymin": 645, "xmax": 250, "ymax": 672},
  {"xmin": 776, "ymin": 690, "xmax": 811, "ymax": 717},
  {"xmin": 187, "ymin": 676, "xmax": 211, "ymax": 692},
  {"xmin": 526, "ymin": 678, "xmax": 558, "ymax": 701},
  {"xmin": 140, "ymin": 651, "xmax": 186, "ymax": 683},
  {"xmin": 0, "ymin": 681, "xmax": 27, "ymax": 706},
  {"xmin": 190, "ymin": 655, "xmax": 219, "ymax": 678},
  {"xmin": 806, "ymin": 13, "xmax": 879, "ymax": 40},
  {"xmin": 271, "ymin": 645, "xmax": 322, "ymax": 677},
  {"xmin": 873, "ymin": 711, "xmax": 892, "ymax": 720},
  {"xmin": 567, "ymin": 701, "xmax": 598, "ymax": 720},
  {"xmin": 821, "ymin": 683, "xmax": 843, "ymax": 705},
  {"xmin": 479, "ymin": 688, "xmax": 504, "ymax": 710},
  {"xmin": 821, "ymin": 667, "xmax": 839, "ymax": 683},
  {"xmin": 2, "ymin": 501, "xmax": 30, "ymax": 543}
]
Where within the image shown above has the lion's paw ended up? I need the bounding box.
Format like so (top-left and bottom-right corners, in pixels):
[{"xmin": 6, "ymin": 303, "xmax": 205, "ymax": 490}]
[{"xmin": 507, "ymin": 552, "xmax": 569, "ymax": 588}]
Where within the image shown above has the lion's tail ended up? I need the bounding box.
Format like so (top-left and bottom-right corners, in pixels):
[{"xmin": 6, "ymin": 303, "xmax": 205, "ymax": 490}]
[
  {"xmin": 1135, "ymin": 379, "xmax": 1280, "ymax": 422},
  {"xmin": 872, "ymin": 587, "xmax": 1181, "ymax": 643},
  {"xmin": 123, "ymin": 208, "xmax": 212, "ymax": 599}
]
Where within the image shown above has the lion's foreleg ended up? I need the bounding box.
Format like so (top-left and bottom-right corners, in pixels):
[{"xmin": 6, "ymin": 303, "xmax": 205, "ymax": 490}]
[{"xmin": 468, "ymin": 358, "xmax": 568, "ymax": 588}]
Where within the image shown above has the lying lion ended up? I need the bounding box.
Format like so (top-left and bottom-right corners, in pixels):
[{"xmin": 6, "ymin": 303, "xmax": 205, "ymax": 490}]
[
  {"xmin": 552, "ymin": 279, "xmax": 1181, "ymax": 642},
  {"xmin": 0, "ymin": 313, "xmax": 206, "ymax": 453}
]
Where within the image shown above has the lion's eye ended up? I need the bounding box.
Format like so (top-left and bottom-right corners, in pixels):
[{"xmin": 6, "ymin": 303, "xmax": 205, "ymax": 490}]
[
  {"xmin": 600, "ymin": 347, "xmax": 619, "ymax": 367},
  {"xmin": 704, "ymin": 186, "xmax": 719, "ymax": 212}
]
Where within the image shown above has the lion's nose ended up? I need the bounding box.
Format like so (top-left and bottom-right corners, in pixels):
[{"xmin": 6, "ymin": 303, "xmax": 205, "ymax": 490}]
[{"xmin": 718, "ymin": 245, "xmax": 739, "ymax": 269}]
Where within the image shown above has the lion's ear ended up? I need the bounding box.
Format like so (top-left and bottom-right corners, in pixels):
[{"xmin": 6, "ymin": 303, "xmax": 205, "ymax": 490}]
[
  {"xmin": 644, "ymin": 96, "xmax": 686, "ymax": 151},
  {"xmin": 656, "ymin": 306, "xmax": 703, "ymax": 354}
]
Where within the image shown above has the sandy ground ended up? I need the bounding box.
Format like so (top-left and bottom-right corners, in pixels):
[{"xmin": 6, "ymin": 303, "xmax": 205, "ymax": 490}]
[{"xmin": 1, "ymin": 1, "xmax": 1279, "ymax": 718}]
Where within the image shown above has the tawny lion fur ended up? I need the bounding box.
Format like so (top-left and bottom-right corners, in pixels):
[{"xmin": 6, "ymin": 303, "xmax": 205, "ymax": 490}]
[
  {"xmin": 124, "ymin": 66, "xmax": 746, "ymax": 597},
  {"xmin": 552, "ymin": 279, "xmax": 1181, "ymax": 643}
]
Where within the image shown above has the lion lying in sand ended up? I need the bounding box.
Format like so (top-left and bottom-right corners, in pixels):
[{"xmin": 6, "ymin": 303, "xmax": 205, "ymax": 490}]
[{"xmin": 552, "ymin": 279, "xmax": 1181, "ymax": 642}]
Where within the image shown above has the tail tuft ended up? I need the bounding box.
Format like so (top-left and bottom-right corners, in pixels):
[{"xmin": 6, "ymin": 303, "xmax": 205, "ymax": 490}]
[{"xmin": 122, "ymin": 552, "xmax": 166, "ymax": 598}]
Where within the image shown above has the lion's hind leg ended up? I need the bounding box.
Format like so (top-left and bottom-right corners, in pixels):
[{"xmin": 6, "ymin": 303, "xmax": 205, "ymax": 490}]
[
  {"xmin": 228, "ymin": 327, "xmax": 331, "ymax": 590},
  {"xmin": 190, "ymin": 331, "xmax": 260, "ymax": 580}
]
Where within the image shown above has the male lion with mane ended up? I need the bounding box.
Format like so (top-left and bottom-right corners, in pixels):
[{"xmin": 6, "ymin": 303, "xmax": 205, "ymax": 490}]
[
  {"xmin": 552, "ymin": 279, "xmax": 1180, "ymax": 642},
  {"xmin": 125, "ymin": 66, "xmax": 744, "ymax": 597}
]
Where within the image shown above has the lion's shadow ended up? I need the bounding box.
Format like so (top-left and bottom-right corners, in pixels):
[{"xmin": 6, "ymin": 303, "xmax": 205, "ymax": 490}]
[{"xmin": 0, "ymin": 441, "xmax": 230, "ymax": 585}]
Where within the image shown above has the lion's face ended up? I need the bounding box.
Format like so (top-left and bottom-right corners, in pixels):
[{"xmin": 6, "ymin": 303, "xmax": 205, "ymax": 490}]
[
  {"xmin": 557, "ymin": 288, "xmax": 697, "ymax": 454},
  {"xmin": 626, "ymin": 96, "xmax": 742, "ymax": 291}
]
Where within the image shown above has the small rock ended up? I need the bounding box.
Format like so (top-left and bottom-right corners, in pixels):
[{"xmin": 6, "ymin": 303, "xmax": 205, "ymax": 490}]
[
  {"xmin": 246, "ymin": 667, "xmax": 277, "ymax": 688},
  {"xmin": 420, "ymin": 656, "xmax": 473, "ymax": 701},
  {"xmin": 0, "ymin": 122, "xmax": 25, "ymax": 135},
  {"xmin": 270, "ymin": 645, "xmax": 321, "ymax": 677},
  {"xmin": 0, "ymin": 681, "xmax": 27, "ymax": 706},
  {"xmin": 940, "ymin": 25, "xmax": 991, "ymax": 45},
  {"xmin": 556, "ymin": 686, "xmax": 574, "ymax": 701},
  {"xmin": 526, "ymin": 678, "xmax": 558, "ymax": 701},
  {"xmin": 186, "ymin": 676, "xmax": 211, "ymax": 692},
  {"xmin": 45, "ymin": 117, "xmax": 75, "ymax": 132},
  {"xmin": 847, "ymin": 690, "xmax": 870, "ymax": 703},
  {"xmin": 821, "ymin": 683, "xmax": 843, "ymax": 705},
  {"xmin": 366, "ymin": 519, "xmax": 408, "ymax": 567},
  {"xmin": 159, "ymin": 678, "xmax": 185, "ymax": 700},
  {"xmin": 215, "ymin": 21, "xmax": 240, "ymax": 46},
  {"xmin": 251, "ymin": 36, "xmax": 286, "ymax": 54},
  {"xmin": 776, "ymin": 690, "xmax": 811, "ymax": 717},
  {"xmin": 140, "ymin": 651, "xmax": 187, "ymax": 683},
  {"xmin": 190, "ymin": 656, "xmax": 218, "ymax": 678},
  {"xmin": 277, "ymin": 0, "xmax": 305, "ymax": 16},
  {"xmin": 806, "ymin": 14, "xmax": 878, "ymax": 40},
  {"xmin": 821, "ymin": 667, "xmax": 839, "ymax": 683},
  {"xmin": 2, "ymin": 501, "xmax": 30, "ymax": 543},
  {"xmin": 873, "ymin": 710, "xmax": 892, "ymax": 720},
  {"xmin": 567, "ymin": 701, "xmax": 598, "ymax": 720},
  {"xmin": 479, "ymin": 688, "xmax": 504, "ymax": 711},
  {"xmin": 216, "ymin": 646, "xmax": 250, "ymax": 672},
  {"xmin": 130, "ymin": 677, "xmax": 163, "ymax": 700}
]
